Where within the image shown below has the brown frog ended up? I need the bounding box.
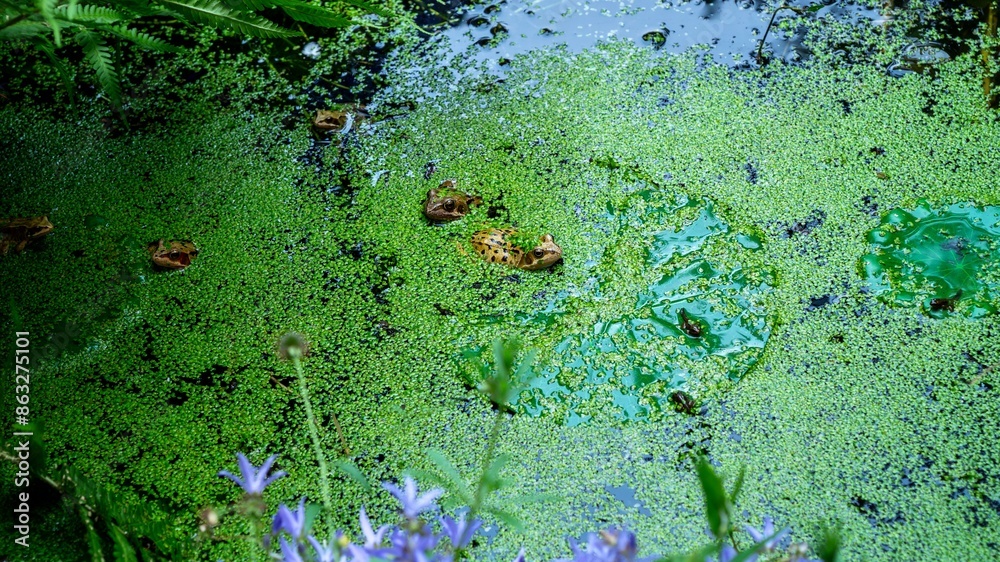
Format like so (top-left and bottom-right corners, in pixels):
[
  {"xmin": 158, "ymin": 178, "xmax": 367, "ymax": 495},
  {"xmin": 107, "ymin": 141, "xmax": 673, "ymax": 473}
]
[
  {"xmin": 470, "ymin": 228, "xmax": 562, "ymax": 270},
  {"xmin": 147, "ymin": 239, "xmax": 198, "ymax": 270},
  {"xmin": 0, "ymin": 216, "xmax": 54, "ymax": 255},
  {"xmin": 423, "ymin": 180, "xmax": 482, "ymax": 222},
  {"xmin": 313, "ymin": 105, "xmax": 367, "ymax": 133}
]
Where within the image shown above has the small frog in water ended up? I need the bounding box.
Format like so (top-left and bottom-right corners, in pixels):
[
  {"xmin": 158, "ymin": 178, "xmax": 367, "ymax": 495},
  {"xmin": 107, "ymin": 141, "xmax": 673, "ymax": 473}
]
[
  {"xmin": 471, "ymin": 228, "xmax": 562, "ymax": 270},
  {"xmin": 1, "ymin": 216, "xmax": 53, "ymax": 255},
  {"xmin": 678, "ymin": 308, "xmax": 703, "ymax": 338},
  {"xmin": 423, "ymin": 180, "xmax": 482, "ymax": 222},
  {"xmin": 929, "ymin": 290, "xmax": 962, "ymax": 313},
  {"xmin": 147, "ymin": 239, "xmax": 198, "ymax": 270}
]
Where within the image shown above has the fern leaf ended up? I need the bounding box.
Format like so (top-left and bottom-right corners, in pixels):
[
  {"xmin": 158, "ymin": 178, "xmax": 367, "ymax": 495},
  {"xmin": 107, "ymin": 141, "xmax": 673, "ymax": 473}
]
[
  {"xmin": 68, "ymin": 0, "xmax": 79, "ymax": 19},
  {"xmin": 55, "ymin": 4, "xmax": 126, "ymax": 22},
  {"xmin": 273, "ymin": 0, "xmax": 350, "ymax": 28},
  {"xmin": 77, "ymin": 30, "xmax": 121, "ymax": 107},
  {"xmin": 110, "ymin": 524, "xmax": 138, "ymax": 562},
  {"xmin": 36, "ymin": 0, "xmax": 62, "ymax": 45},
  {"xmin": 159, "ymin": 0, "xmax": 296, "ymax": 37},
  {"xmin": 78, "ymin": 505, "xmax": 106, "ymax": 562},
  {"xmin": 107, "ymin": 26, "xmax": 178, "ymax": 51},
  {"xmin": 222, "ymin": 0, "xmax": 276, "ymax": 12},
  {"xmin": 0, "ymin": 21, "xmax": 49, "ymax": 40}
]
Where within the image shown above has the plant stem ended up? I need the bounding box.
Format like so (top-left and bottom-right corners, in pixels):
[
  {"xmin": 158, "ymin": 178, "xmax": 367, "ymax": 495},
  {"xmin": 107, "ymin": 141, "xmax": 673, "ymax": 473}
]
[
  {"xmin": 983, "ymin": 2, "xmax": 997, "ymax": 103},
  {"xmin": 470, "ymin": 408, "xmax": 505, "ymax": 517},
  {"xmin": 290, "ymin": 350, "xmax": 335, "ymax": 521},
  {"xmin": 756, "ymin": 5, "xmax": 804, "ymax": 65}
]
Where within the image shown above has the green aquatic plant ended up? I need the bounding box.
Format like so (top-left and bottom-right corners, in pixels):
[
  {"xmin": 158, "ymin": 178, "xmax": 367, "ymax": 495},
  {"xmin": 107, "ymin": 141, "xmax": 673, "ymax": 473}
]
[
  {"xmin": 0, "ymin": 0, "xmax": 391, "ymax": 108},
  {"xmin": 860, "ymin": 200, "xmax": 1000, "ymax": 318}
]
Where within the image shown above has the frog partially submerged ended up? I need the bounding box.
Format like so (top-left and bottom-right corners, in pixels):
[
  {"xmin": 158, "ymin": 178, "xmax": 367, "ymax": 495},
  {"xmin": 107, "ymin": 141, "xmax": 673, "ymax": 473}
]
[
  {"xmin": 147, "ymin": 239, "xmax": 198, "ymax": 270},
  {"xmin": 423, "ymin": 180, "xmax": 482, "ymax": 222},
  {"xmin": 0, "ymin": 216, "xmax": 53, "ymax": 255},
  {"xmin": 471, "ymin": 228, "xmax": 562, "ymax": 270},
  {"xmin": 313, "ymin": 105, "xmax": 367, "ymax": 133}
]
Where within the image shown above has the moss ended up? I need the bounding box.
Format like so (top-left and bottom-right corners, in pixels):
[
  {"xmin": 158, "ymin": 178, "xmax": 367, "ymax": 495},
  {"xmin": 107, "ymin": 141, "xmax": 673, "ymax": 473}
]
[{"xmin": 2, "ymin": 13, "xmax": 1000, "ymax": 562}]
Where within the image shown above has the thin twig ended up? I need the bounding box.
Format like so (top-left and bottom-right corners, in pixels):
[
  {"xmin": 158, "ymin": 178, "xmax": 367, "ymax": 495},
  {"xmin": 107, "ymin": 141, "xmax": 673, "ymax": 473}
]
[{"xmin": 756, "ymin": 4, "xmax": 805, "ymax": 65}]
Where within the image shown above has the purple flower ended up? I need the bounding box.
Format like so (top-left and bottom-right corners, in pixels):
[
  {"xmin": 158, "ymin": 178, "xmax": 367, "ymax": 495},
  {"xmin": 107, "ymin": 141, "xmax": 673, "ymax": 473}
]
[
  {"xmin": 558, "ymin": 528, "xmax": 649, "ymax": 562},
  {"xmin": 273, "ymin": 497, "xmax": 308, "ymax": 541},
  {"xmin": 512, "ymin": 547, "xmax": 526, "ymax": 562},
  {"xmin": 360, "ymin": 506, "xmax": 390, "ymax": 548},
  {"xmin": 383, "ymin": 476, "xmax": 444, "ymax": 520},
  {"xmin": 379, "ymin": 526, "xmax": 441, "ymax": 562},
  {"xmin": 281, "ymin": 537, "xmax": 304, "ymax": 562},
  {"xmin": 440, "ymin": 513, "xmax": 482, "ymax": 550},
  {"xmin": 744, "ymin": 516, "xmax": 789, "ymax": 552},
  {"xmin": 218, "ymin": 453, "xmax": 286, "ymax": 495},
  {"xmin": 310, "ymin": 533, "xmax": 348, "ymax": 562}
]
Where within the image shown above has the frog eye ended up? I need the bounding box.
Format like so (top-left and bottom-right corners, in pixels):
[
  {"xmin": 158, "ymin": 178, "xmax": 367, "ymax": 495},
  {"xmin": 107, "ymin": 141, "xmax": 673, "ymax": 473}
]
[
  {"xmin": 169, "ymin": 251, "xmax": 180, "ymax": 260},
  {"xmin": 533, "ymin": 248, "xmax": 544, "ymax": 258},
  {"xmin": 443, "ymin": 199, "xmax": 456, "ymax": 212}
]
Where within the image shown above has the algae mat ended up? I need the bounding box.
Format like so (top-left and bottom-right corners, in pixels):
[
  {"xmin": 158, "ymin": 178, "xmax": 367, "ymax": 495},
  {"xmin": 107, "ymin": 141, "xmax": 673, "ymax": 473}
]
[{"xmin": 2, "ymin": 39, "xmax": 1000, "ymax": 560}]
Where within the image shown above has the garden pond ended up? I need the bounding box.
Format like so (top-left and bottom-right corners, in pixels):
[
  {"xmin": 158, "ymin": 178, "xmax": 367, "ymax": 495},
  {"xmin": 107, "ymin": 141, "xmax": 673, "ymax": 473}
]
[{"xmin": 1, "ymin": 0, "xmax": 999, "ymax": 559}]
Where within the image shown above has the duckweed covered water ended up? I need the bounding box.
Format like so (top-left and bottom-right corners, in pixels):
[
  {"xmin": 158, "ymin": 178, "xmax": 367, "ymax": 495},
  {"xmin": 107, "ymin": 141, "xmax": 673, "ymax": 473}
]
[{"xmin": 2, "ymin": 0, "xmax": 1000, "ymax": 560}]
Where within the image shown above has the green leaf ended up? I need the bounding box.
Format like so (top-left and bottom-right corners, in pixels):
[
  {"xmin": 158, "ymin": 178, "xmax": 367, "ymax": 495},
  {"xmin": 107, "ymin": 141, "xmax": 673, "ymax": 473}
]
[
  {"xmin": 653, "ymin": 544, "xmax": 720, "ymax": 562},
  {"xmin": 110, "ymin": 524, "xmax": 138, "ymax": 562},
  {"xmin": 55, "ymin": 4, "xmax": 125, "ymax": 22},
  {"xmin": 484, "ymin": 506, "xmax": 524, "ymax": 533},
  {"xmin": 159, "ymin": 0, "xmax": 296, "ymax": 37},
  {"xmin": 36, "ymin": 0, "xmax": 61, "ymax": 45},
  {"xmin": 77, "ymin": 30, "xmax": 121, "ymax": 107},
  {"xmin": 79, "ymin": 507, "xmax": 105, "ymax": 562},
  {"xmin": 728, "ymin": 465, "xmax": 746, "ymax": 503},
  {"xmin": 730, "ymin": 531, "xmax": 786, "ymax": 562},
  {"xmin": 815, "ymin": 522, "xmax": 843, "ymax": 562},
  {"xmin": 333, "ymin": 458, "xmax": 371, "ymax": 492},
  {"xmin": 303, "ymin": 502, "xmax": 323, "ymax": 536},
  {"xmin": 276, "ymin": 0, "xmax": 351, "ymax": 27},
  {"xmin": 0, "ymin": 21, "xmax": 49, "ymax": 40},
  {"xmin": 695, "ymin": 456, "xmax": 730, "ymax": 539},
  {"xmin": 426, "ymin": 448, "xmax": 472, "ymax": 499},
  {"xmin": 106, "ymin": 26, "xmax": 179, "ymax": 51}
]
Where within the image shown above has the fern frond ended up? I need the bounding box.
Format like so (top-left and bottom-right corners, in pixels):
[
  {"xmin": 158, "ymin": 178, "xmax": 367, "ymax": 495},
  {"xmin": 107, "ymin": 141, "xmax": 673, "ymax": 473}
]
[
  {"xmin": 77, "ymin": 30, "xmax": 121, "ymax": 107},
  {"xmin": 158, "ymin": 0, "xmax": 295, "ymax": 37},
  {"xmin": 36, "ymin": 0, "xmax": 62, "ymax": 45},
  {"xmin": 55, "ymin": 4, "xmax": 125, "ymax": 23},
  {"xmin": 107, "ymin": 25, "xmax": 178, "ymax": 51},
  {"xmin": 67, "ymin": 0, "xmax": 79, "ymax": 19},
  {"xmin": 0, "ymin": 20, "xmax": 48, "ymax": 39},
  {"xmin": 221, "ymin": 0, "xmax": 275, "ymax": 12},
  {"xmin": 273, "ymin": 0, "xmax": 350, "ymax": 27}
]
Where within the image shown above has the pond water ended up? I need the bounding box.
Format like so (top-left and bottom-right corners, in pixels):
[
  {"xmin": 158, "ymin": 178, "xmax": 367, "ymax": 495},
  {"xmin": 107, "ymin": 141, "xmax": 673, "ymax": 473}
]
[{"xmin": 1, "ymin": 0, "xmax": 999, "ymax": 560}]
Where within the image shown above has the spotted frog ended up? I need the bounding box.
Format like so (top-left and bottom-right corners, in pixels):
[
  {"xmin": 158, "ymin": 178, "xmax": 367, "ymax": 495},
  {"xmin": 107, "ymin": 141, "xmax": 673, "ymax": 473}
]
[
  {"xmin": 423, "ymin": 180, "xmax": 482, "ymax": 222},
  {"xmin": 314, "ymin": 105, "xmax": 367, "ymax": 132},
  {"xmin": 148, "ymin": 239, "xmax": 198, "ymax": 270},
  {"xmin": 1, "ymin": 216, "xmax": 53, "ymax": 255},
  {"xmin": 471, "ymin": 228, "xmax": 562, "ymax": 270}
]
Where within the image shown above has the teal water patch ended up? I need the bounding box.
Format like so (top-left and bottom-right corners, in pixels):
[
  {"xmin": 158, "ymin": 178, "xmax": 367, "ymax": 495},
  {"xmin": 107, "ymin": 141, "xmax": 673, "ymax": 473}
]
[
  {"xmin": 860, "ymin": 200, "xmax": 1000, "ymax": 318},
  {"xmin": 472, "ymin": 194, "xmax": 772, "ymax": 424}
]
